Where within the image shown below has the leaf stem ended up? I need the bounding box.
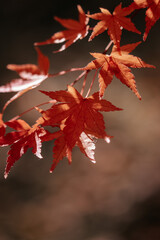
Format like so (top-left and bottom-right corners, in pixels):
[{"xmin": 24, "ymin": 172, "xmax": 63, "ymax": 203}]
[
  {"xmin": 80, "ymin": 70, "xmax": 89, "ymax": 96},
  {"xmin": 103, "ymin": 40, "xmax": 113, "ymax": 54},
  {"xmin": 70, "ymin": 70, "xmax": 87, "ymax": 87},
  {"xmin": 8, "ymin": 100, "xmax": 56, "ymax": 122},
  {"xmin": 49, "ymin": 67, "xmax": 82, "ymax": 78},
  {"xmin": 85, "ymin": 70, "xmax": 98, "ymax": 98}
]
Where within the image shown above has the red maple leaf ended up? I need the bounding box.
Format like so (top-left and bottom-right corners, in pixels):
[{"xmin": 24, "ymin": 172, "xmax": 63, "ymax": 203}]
[
  {"xmin": 34, "ymin": 112, "xmax": 98, "ymax": 173},
  {"xmin": 87, "ymin": 3, "xmax": 141, "ymax": 51},
  {"xmin": 48, "ymin": 125, "xmax": 110, "ymax": 173},
  {"xmin": 40, "ymin": 86, "xmax": 121, "ymax": 162},
  {"xmin": 50, "ymin": 131, "xmax": 97, "ymax": 173},
  {"xmin": 35, "ymin": 109, "xmax": 98, "ymax": 173},
  {"xmin": 0, "ymin": 118, "xmax": 54, "ymax": 178},
  {"xmin": 83, "ymin": 42, "xmax": 155, "ymax": 99},
  {"xmin": 35, "ymin": 5, "xmax": 89, "ymax": 52},
  {"xmin": 0, "ymin": 47, "xmax": 49, "ymax": 93},
  {"xmin": 130, "ymin": 0, "xmax": 160, "ymax": 40}
]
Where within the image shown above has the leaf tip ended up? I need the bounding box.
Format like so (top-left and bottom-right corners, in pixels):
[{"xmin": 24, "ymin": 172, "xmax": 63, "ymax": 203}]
[
  {"xmin": 104, "ymin": 136, "xmax": 111, "ymax": 143},
  {"xmin": 137, "ymin": 30, "xmax": 141, "ymax": 35},
  {"xmin": 4, "ymin": 172, "xmax": 8, "ymax": 179},
  {"xmin": 91, "ymin": 160, "xmax": 96, "ymax": 164},
  {"xmin": 88, "ymin": 36, "xmax": 93, "ymax": 42},
  {"xmin": 143, "ymin": 33, "xmax": 147, "ymax": 41},
  {"xmin": 77, "ymin": 4, "xmax": 82, "ymax": 11}
]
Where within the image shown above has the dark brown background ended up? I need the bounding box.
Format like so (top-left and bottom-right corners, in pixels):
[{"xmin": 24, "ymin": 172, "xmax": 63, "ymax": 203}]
[{"xmin": 0, "ymin": 1, "xmax": 160, "ymax": 239}]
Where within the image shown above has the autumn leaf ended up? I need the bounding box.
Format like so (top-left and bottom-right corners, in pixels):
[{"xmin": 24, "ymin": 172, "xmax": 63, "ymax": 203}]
[
  {"xmin": 0, "ymin": 48, "xmax": 50, "ymax": 113},
  {"xmin": 0, "ymin": 119, "xmax": 52, "ymax": 178},
  {"xmin": 87, "ymin": 3, "xmax": 141, "ymax": 51},
  {"xmin": 0, "ymin": 120, "xmax": 30, "ymax": 147},
  {"xmin": 37, "ymin": 125, "xmax": 96, "ymax": 173},
  {"xmin": 0, "ymin": 47, "xmax": 49, "ymax": 93},
  {"xmin": 83, "ymin": 42, "xmax": 155, "ymax": 99},
  {"xmin": 39, "ymin": 118, "xmax": 97, "ymax": 173},
  {"xmin": 50, "ymin": 129, "xmax": 107, "ymax": 173},
  {"xmin": 40, "ymin": 85, "xmax": 119, "ymax": 172},
  {"xmin": 49, "ymin": 131, "xmax": 96, "ymax": 173},
  {"xmin": 35, "ymin": 5, "xmax": 89, "ymax": 52},
  {"xmin": 40, "ymin": 86, "xmax": 121, "ymax": 156},
  {"xmin": 130, "ymin": 0, "xmax": 160, "ymax": 40}
]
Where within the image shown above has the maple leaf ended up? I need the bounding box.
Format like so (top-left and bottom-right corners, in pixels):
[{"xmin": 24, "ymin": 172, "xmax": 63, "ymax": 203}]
[
  {"xmin": 46, "ymin": 129, "xmax": 97, "ymax": 173},
  {"xmin": 49, "ymin": 126, "xmax": 111, "ymax": 173},
  {"xmin": 87, "ymin": 3, "xmax": 141, "ymax": 51},
  {"xmin": 40, "ymin": 86, "xmax": 121, "ymax": 157},
  {"xmin": 0, "ymin": 47, "xmax": 49, "ymax": 93},
  {"xmin": 49, "ymin": 128, "xmax": 106, "ymax": 173},
  {"xmin": 36, "ymin": 117, "xmax": 97, "ymax": 173},
  {"xmin": 34, "ymin": 5, "xmax": 89, "ymax": 52},
  {"xmin": 0, "ymin": 119, "xmax": 31, "ymax": 147},
  {"xmin": 0, "ymin": 118, "xmax": 51, "ymax": 178},
  {"xmin": 83, "ymin": 42, "xmax": 155, "ymax": 99},
  {"xmin": 50, "ymin": 130, "xmax": 102, "ymax": 173},
  {"xmin": 34, "ymin": 121, "xmax": 96, "ymax": 173},
  {"xmin": 131, "ymin": 0, "xmax": 160, "ymax": 40}
]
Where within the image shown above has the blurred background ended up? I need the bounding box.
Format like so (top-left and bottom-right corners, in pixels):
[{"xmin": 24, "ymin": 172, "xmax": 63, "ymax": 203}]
[{"xmin": 0, "ymin": 0, "xmax": 160, "ymax": 239}]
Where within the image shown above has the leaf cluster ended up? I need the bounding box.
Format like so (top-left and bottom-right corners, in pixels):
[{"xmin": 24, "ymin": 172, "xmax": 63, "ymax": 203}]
[{"xmin": 0, "ymin": 1, "xmax": 159, "ymax": 178}]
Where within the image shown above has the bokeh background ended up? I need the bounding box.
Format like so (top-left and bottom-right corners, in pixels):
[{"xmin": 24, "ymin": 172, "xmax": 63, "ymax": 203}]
[{"xmin": 0, "ymin": 0, "xmax": 160, "ymax": 239}]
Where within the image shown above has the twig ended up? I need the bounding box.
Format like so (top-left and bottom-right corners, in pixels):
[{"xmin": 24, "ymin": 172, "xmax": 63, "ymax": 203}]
[
  {"xmin": 80, "ymin": 70, "xmax": 89, "ymax": 96},
  {"xmin": 103, "ymin": 40, "xmax": 113, "ymax": 54},
  {"xmin": 70, "ymin": 70, "xmax": 87, "ymax": 87},
  {"xmin": 85, "ymin": 70, "xmax": 98, "ymax": 98},
  {"xmin": 8, "ymin": 100, "xmax": 56, "ymax": 122},
  {"xmin": 48, "ymin": 67, "xmax": 82, "ymax": 78}
]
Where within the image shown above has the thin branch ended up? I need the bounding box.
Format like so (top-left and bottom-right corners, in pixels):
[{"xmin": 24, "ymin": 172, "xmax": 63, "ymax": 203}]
[
  {"xmin": 9, "ymin": 100, "xmax": 56, "ymax": 122},
  {"xmin": 2, "ymin": 86, "xmax": 36, "ymax": 115},
  {"xmin": 103, "ymin": 40, "xmax": 113, "ymax": 54},
  {"xmin": 48, "ymin": 67, "xmax": 82, "ymax": 78},
  {"xmin": 80, "ymin": 70, "xmax": 89, "ymax": 96},
  {"xmin": 70, "ymin": 70, "xmax": 87, "ymax": 87},
  {"xmin": 85, "ymin": 70, "xmax": 98, "ymax": 98}
]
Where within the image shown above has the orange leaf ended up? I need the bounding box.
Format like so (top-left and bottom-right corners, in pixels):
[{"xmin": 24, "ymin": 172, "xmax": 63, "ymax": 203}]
[
  {"xmin": 41, "ymin": 86, "xmax": 121, "ymax": 153},
  {"xmin": 84, "ymin": 42, "xmax": 155, "ymax": 99},
  {"xmin": 87, "ymin": 3, "xmax": 140, "ymax": 51},
  {"xmin": 0, "ymin": 119, "xmax": 53, "ymax": 178},
  {"xmin": 35, "ymin": 5, "xmax": 89, "ymax": 52},
  {"xmin": 129, "ymin": 0, "xmax": 160, "ymax": 40},
  {"xmin": 4, "ymin": 128, "xmax": 44, "ymax": 178},
  {"xmin": 0, "ymin": 47, "xmax": 49, "ymax": 93}
]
